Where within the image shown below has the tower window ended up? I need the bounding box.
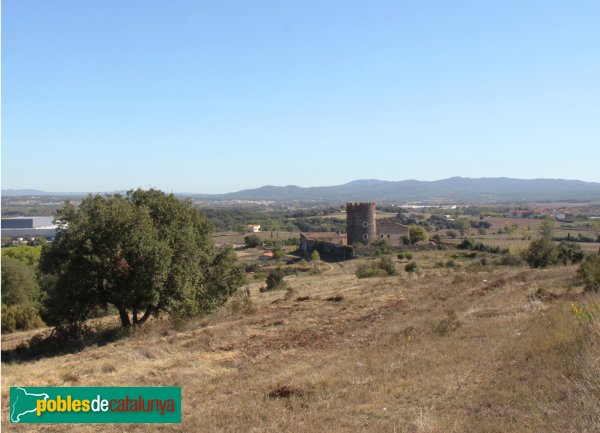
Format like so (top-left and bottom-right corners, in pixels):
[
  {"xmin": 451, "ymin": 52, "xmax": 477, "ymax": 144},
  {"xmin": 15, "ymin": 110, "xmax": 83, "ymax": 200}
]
[
  {"xmin": 363, "ymin": 234, "xmax": 369, "ymax": 240},
  {"xmin": 362, "ymin": 222, "xmax": 369, "ymax": 228}
]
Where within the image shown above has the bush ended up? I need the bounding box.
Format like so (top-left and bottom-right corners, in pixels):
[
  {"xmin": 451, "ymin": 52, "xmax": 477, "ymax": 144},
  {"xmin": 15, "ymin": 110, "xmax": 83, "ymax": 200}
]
[
  {"xmin": 557, "ymin": 241, "xmax": 585, "ymax": 265},
  {"xmin": 262, "ymin": 269, "xmax": 286, "ymax": 291},
  {"xmin": 378, "ymin": 257, "xmax": 396, "ymax": 276},
  {"xmin": 1, "ymin": 304, "xmax": 45, "ymax": 333},
  {"xmin": 397, "ymin": 252, "xmax": 405, "ymax": 260},
  {"xmin": 244, "ymin": 235, "xmax": 262, "ymax": 248},
  {"xmin": 405, "ymin": 252, "xmax": 413, "ymax": 260},
  {"xmin": 356, "ymin": 265, "xmax": 387, "ymax": 278},
  {"xmin": 578, "ymin": 255, "xmax": 600, "ymax": 293},
  {"xmin": 405, "ymin": 261, "xmax": 418, "ymax": 273},
  {"xmin": 356, "ymin": 258, "xmax": 396, "ymax": 278},
  {"xmin": 244, "ymin": 263, "xmax": 260, "ymax": 273},
  {"xmin": 523, "ymin": 237, "xmax": 558, "ymax": 268},
  {"xmin": 497, "ymin": 252, "xmax": 524, "ymax": 266},
  {"xmin": 228, "ymin": 288, "xmax": 254, "ymax": 314},
  {"xmin": 372, "ymin": 239, "xmax": 392, "ymax": 256}
]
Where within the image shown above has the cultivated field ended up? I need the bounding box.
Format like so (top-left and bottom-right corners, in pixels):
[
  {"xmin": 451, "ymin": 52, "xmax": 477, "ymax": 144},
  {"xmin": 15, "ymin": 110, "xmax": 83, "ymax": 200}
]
[{"xmin": 2, "ymin": 251, "xmax": 599, "ymax": 432}]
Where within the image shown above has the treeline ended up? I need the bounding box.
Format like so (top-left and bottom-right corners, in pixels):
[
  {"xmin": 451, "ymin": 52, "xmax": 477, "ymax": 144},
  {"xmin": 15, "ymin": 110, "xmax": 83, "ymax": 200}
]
[{"xmin": 201, "ymin": 208, "xmax": 346, "ymax": 233}]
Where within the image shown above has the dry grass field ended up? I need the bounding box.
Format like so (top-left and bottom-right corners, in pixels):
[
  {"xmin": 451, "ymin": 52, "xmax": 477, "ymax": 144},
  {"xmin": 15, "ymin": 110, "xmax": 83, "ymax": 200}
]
[{"xmin": 2, "ymin": 251, "xmax": 599, "ymax": 432}]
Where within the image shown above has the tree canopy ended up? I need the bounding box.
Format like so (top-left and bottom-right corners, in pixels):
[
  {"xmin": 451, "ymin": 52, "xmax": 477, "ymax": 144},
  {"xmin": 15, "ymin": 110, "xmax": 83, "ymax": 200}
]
[
  {"xmin": 408, "ymin": 225, "xmax": 429, "ymax": 245},
  {"xmin": 1, "ymin": 256, "xmax": 41, "ymax": 307},
  {"xmin": 39, "ymin": 189, "xmax": 244, "ymax": 328}
]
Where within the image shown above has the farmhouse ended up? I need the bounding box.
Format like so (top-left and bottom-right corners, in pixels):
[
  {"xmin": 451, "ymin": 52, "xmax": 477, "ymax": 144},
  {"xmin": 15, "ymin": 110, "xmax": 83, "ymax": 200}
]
[{"xmin": 376, "ymin": 220, "xmax": 409, "ymax": 243}]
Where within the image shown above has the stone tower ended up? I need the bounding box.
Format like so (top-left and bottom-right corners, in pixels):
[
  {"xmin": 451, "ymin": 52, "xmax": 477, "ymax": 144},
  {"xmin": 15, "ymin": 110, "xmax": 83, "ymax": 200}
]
[{"xmin": 346, "ymin": 202, "xmax": 376, "ymax": 245}]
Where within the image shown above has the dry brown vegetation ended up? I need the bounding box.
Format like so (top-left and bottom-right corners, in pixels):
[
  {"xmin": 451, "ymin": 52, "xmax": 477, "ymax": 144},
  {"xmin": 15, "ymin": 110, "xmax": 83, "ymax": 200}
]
[{"xmin": 2, "ymin": 251, "xmax": 599, "ymax": 432}]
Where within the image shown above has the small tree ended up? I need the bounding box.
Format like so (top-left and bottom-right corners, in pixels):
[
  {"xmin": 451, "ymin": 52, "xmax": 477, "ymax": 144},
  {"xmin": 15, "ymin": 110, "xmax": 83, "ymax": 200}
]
[
  {"xmin": 539, "ymin": 217, "xmax": 555, "ymax": 239},
  {"xmin": 378, "ymin": 257, "xmax": 396, "ymax": 276},
  {"xmin": 523, "ymin": 237, "xmax": 558, "ymax": 268},
  {"xmin": 264, "ymin": 269, "xmax": 286, "ymax": 290},
  {"xmin": 244, "ymin": 235, "xmax": 262, "ymax": 248},
  {"xmin": 408, "ymin": 225, "xmax": 429, "ymax": 245},
  {"xmin": 310, "ymin": 250, "xmax": 321, "ymax": 262},
  {"xmin": 272, "ymin": 246, "xmax": 284, "ymax": 261},
  {"xmin": 453, "ymin": 218, "xmax": 470, "ymax": 237},
  {"xmin": 578, "ymin": 255, "xmax": 600, "ymax": 293}
]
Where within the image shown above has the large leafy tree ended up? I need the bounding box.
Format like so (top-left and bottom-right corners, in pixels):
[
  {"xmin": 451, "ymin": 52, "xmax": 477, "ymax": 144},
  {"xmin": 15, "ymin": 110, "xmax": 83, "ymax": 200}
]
[{"xmin": 39, "ymin": 189, "xmax": 244, "ymax": 328}]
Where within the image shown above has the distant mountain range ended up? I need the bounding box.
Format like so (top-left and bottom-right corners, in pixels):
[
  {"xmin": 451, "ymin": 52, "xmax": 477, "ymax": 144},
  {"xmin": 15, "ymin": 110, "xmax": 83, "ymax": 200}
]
[{"xmin": 4, "ymin": 178, "xmax": 600, "ymax": 202}]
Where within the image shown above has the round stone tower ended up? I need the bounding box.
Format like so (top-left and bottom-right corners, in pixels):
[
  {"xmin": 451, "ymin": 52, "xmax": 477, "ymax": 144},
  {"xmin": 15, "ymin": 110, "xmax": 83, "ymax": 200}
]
[{"xmin": 346, "ymin": 202, "xmax": 376, "ymax": 245}]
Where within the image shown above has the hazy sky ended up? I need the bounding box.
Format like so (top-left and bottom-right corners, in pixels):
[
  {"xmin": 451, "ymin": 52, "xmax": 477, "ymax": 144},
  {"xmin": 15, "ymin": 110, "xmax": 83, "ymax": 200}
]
[{"xmin": 2, "ymin": 1, "xmax": 599, "ymax": 193}]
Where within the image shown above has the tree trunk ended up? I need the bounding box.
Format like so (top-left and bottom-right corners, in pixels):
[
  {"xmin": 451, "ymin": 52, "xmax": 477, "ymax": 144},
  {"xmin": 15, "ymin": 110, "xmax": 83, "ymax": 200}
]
[
  {"xmin": 138, "ymin": 305, "xmax": 155, "ymax": 324},
  {"xmin": 118, "ymin": 307, "xmax": 131, "ymax": 328},
  {"xmin": 132, "ymin": 308, "xmax": 139, "ymax": 325}
]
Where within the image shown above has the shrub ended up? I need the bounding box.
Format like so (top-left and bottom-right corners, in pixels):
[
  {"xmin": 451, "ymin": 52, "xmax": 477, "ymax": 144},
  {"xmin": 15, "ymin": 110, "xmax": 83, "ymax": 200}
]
[
  {"xmin": 405, "ymin": 261, "xmax": 418, "ymax": 273},
  {"xmin": 244, "ymin": 235, "xmax": 262, "ymax": 248},
  {"xmin": 445, "ymin": 259, "xmax": 457, "ymax": 268},
  {"xmin": 244, "ymin": 263, "xmax": 260, "ymax": 273},
  {"xmin": 262, "ymin": 269, "xmax": 286, "ymax": 291},
  {"xmin": 523, "ymin": 237, "xmax": 558, "ymax": 268},
  {"xmin": 228, "ymin": 288, "xmax": 254, "ymax": 314},
  {"xmin": 497, "ymin": 252, "xmax": 524, "ymax": 266},
  {"xmin": 356, "ymin": 257, "xmax": 396, "ymax": 278},
  {"xmin": 372, "ymin": 239, "xmax": 392, "ymax": 256},
  {"xmin": 578, "ymin": 255, "xmax": 600, "ymax": 293},
  {"xmin": 1, "ymin": 304, "xmax": 45, "ymax": 333},
  {"xmin": 397, "ymin": 252, "xmax": 406, "ymax": 260},
  {"xmin": 557, "ymin": 241, "xmax": 585, "ymax": 265},
  {"xmin": 356, "ymin": 264, "xmax": 387, "ymax": 278},
  {"xmin": 404, "ymin": 252, "xmax": 413, "ymax": 260},
  {"xmin": 378, "ymin": 257, "xmax": 396, "ymax": 276}
]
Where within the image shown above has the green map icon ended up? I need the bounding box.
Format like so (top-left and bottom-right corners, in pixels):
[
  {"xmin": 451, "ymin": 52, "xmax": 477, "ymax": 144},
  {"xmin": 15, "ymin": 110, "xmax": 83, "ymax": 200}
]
[{"xmin": 10, "ymin": 387, "xmax": 49, "ymax": 423}]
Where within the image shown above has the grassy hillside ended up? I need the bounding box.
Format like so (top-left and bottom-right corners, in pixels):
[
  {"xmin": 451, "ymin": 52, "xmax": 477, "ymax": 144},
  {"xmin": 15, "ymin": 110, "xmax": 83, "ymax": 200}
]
[{"xmin": 2, "ymin": 251, "xmax": 599, "ymax": 432}]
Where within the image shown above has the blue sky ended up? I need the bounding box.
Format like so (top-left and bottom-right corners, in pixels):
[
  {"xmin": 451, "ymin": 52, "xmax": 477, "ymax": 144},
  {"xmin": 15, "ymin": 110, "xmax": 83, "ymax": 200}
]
[{"xmin": 2, "ymin": 1, "xmax": 599, "ymax": 193}]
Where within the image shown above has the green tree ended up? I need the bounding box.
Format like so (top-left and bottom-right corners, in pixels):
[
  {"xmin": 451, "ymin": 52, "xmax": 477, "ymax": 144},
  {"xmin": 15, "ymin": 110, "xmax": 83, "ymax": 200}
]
[
  {"xmin": 539, "ymin": 216, "xmax": 555, "ymax": 239},
  {"xmin": 523, "ymin": 237, "xmax": 558, "ymax": 268},
  {"xmin": 453, "ymin": 218, "xmax": 470, "ymax": 237},
  {"xmin": 39, "ymin": 190, "xmax": 244, "ymax": 328},
  {"xmin": 264, "ymin": 268, "xmax": 286, "ymax": 290},
  {"xmin": 408, "ymin": 225, "xmax": 429, "ymax": 245},
  {"xmin": 578, "ymin": 255, "xmax": 600, "ymax": 293},
  {"xmin": 310, "ymin": 250, "xmax": 321, "ymax": 262},
  {"xmin": 372, "ymin": 239, "xmax": 392, "ymax": 256},
  {"xmin": 1, "ymin": 257, "xmax": 41, "ymax": 306},
  {"xmin": 556, "ymin": 241, "xmax": 584, "ymax": 265},
  {"xmin": 272, "ymin": 246, "xmax": 284, "ymax": 261},
  {"xmin": 244, "ymin": 235, "xmax": 262, "ymax": 248},
  {"xmin": 1, "ymin": 245, "xmax": 42, "ymax": 266}
]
